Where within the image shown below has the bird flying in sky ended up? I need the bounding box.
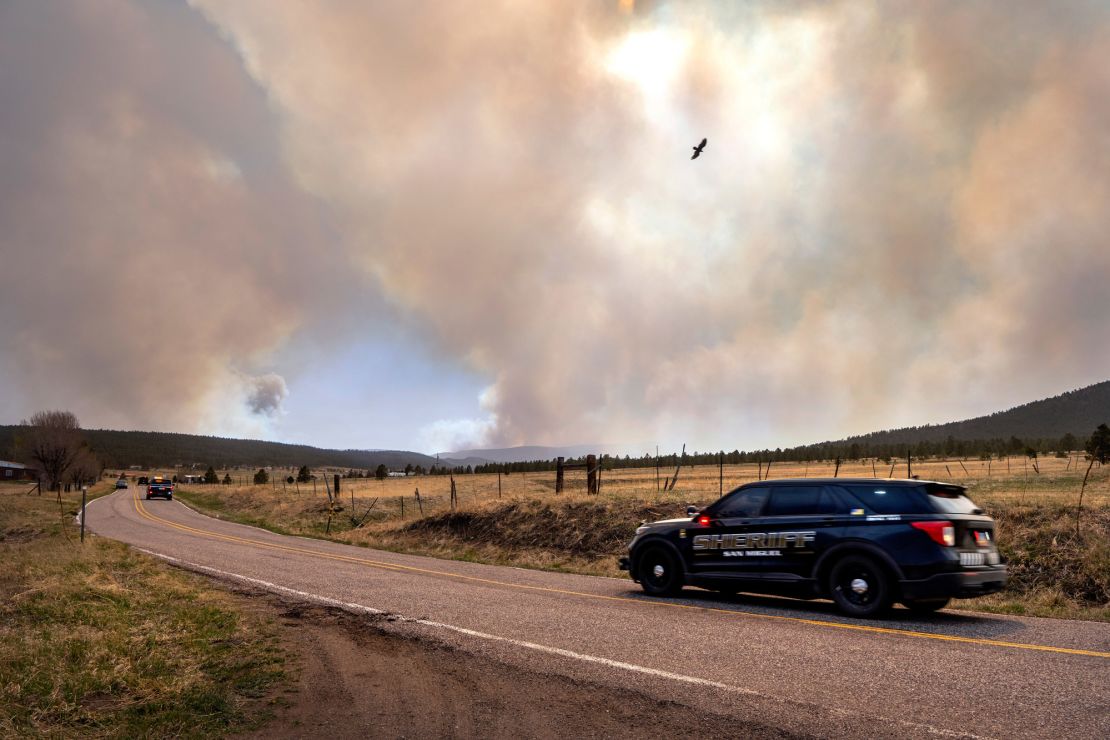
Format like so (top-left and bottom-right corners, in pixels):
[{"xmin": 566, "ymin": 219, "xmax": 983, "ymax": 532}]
[{"xmin": 691, "ymin": 137, "xmax": 707, "ymax": 159}]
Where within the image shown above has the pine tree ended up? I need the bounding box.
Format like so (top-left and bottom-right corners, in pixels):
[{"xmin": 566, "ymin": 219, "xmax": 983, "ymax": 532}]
[
  {"xmin": 204, "ymin": 465, "xmax": 219, "ymax": 484},
  {"xmin": 1086, "ymin": 424, "xmax": 1110, "ymax": 464},
  {"xmin": 253, "ymin": 468, "xmax": 268, "ymax": 485}
]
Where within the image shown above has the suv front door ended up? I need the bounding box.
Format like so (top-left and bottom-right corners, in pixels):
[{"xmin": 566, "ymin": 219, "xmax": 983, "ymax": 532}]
[{"xmin": 689, "ymin": 486, "xmax": 770, "ymax": 579}]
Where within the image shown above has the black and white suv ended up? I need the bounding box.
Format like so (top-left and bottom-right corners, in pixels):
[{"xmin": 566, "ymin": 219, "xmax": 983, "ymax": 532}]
[{"xmin": 619, "ymin": 478, "xmax": 1006, "ymax": 617}]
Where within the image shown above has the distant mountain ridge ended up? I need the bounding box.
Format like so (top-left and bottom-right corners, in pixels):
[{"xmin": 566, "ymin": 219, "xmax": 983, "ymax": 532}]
[
  {"xmin": 2, "ymin": 380, "xmax": 1105, "ymax": 471},
  {"xmin": 834, "ymin": 380, "xmax": 1110, "ymax": 448}
]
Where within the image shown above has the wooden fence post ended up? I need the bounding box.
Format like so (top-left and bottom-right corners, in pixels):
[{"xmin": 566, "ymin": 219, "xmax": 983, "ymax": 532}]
[
  {"xmin": 833, "ymin": 456, "xmax": 841, "ymax": 478},
  {"xmin": 555, "ymin": 457, "xmax": 564, "ymax": 494},
  {"xmin": 719, "ymin": 451, "xmax": 723, "ymax": 496},
  {"xmin": 497, "ymin": 471, "xmax": 502, "ymax": 499},
  {"xmin": 1077, "ymin": 456, "xmax": 1095, "ymax": 536},
  {"xmin": 415, "ymin": 488, "xmax": 423, "ymax": 515},
  {"xmin": 586, "ymin": 455, "xmax": 597, "ymax": 495},
  {"xmin": 334, "ymin": 474, "xmax": 341, "ymax": 500}
]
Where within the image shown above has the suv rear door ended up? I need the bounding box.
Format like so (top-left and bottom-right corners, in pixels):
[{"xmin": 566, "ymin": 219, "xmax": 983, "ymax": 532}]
[
  {"xmin": 922, "ymin": 484, "xmax": 1001, "ymax": 567},
  {"xmin": 755, "ymin": 485, "xmax": 845, "ymax": 580}
]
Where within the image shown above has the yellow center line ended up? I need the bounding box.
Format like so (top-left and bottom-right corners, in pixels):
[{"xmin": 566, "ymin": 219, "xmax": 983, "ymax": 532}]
[{"xmin": 129, "ymin": 491, "xmax": 1110, "ymax": 659}]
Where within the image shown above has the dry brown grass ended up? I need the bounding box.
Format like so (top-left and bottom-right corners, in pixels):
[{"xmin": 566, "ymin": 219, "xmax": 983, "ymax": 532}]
[
  {"xmin": 178, "ymin": 454, "xmax": 1109, "ymax": 526},
  {"xmin": 0, "ymin": 482, "xmax": 289, "ymax": 737}
]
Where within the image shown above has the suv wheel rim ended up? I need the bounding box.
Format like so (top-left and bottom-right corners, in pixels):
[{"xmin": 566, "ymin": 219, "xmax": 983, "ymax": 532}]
[
  {"xmin": 838, "ymin": 565, "xmax": 879, "ymax": 606},
  {"xmin": 653, "ymin": 564, "xmax": 666, "ymax": 578}
]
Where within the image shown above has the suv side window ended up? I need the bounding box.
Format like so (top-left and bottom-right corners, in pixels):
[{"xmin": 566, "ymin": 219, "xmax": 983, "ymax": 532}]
[
  {"xmin": 764, "ymin": 486, "xmax": 834, "ymax": 516},
  {"xmin": 714, "ymin": 487, "xmax": 770, "ymax": 518},
  {"xmin": 839, "ymin": 485, "xmax": 930, "ymax": 514}
]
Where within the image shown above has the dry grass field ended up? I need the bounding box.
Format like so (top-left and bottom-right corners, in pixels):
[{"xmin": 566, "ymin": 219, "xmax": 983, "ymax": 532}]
[{"xmin": 161, "ymin": 453, "xmax": 1110, "ymax": 523}]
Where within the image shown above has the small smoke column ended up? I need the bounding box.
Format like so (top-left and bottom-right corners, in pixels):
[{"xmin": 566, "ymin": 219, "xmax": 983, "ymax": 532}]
[{"xmin": 246, "ymin": 374, "xmax": 288, "ymax": 416}]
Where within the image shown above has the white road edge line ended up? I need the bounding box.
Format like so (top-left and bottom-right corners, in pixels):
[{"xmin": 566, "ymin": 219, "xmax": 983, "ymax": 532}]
[
  {"xmin": 132, "ymin": 546, "xmax": 992, "ymax": 740},
  {"xmin": 75, "ymin": 487, "xmax": 115, "ymax": 527}
]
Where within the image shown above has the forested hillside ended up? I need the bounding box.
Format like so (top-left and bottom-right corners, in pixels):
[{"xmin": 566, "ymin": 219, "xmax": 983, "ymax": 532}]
[
  {"xmin": 0, "ymin": 427, "xmax": 440, "ymax": 471},
  {"xmin": 838, "ymin": 381, "xmax": 1110, "ymax": 449}
]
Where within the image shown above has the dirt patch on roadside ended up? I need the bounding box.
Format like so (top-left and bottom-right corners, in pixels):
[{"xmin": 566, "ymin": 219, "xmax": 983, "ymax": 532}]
[
  {"xmin": 0, "ymin": 525, "xmax": 45, "ymax": 543},
  {"xmin": 231, "ymin": 594, "xmax": 802, "ymax": 740}
]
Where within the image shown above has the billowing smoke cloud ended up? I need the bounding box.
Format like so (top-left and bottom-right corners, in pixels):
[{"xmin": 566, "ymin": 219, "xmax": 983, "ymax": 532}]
[
  {"xmin": 0, "ymin": 1, "xmax": 373, "ymax": 438},
  {"xmin": 3, "ymin": 1, "xmax": 1109, "ymax": 452},
  {"xmin": 245, "ymin": 373, "xmax": 288, "ymax": 416}
]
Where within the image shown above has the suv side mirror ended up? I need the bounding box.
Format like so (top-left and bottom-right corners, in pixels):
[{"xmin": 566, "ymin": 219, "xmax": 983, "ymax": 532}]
[{"xmin": 686, "ymin": 505, "xmax": 699, "ymax": 517}]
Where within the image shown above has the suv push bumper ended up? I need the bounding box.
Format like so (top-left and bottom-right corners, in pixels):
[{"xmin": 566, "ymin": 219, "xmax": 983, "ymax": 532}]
[{"xmin": 900, "ymin": 566, "xmax": 1007, "ymax": 600}]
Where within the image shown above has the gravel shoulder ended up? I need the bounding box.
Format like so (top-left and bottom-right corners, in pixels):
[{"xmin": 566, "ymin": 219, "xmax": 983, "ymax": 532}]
[{"xmin": 231, "ymin": 589, "xmax": 803, "ymax": 740}]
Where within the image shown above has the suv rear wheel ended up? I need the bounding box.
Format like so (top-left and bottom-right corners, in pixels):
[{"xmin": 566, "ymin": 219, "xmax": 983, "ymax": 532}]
[
  {"xmin": 636, "ymin": 546, "xmax": 683, "ymax": 596},
  {"xmin": 829, "ymin": 555, "xmax": 892, "ymax": 618}
]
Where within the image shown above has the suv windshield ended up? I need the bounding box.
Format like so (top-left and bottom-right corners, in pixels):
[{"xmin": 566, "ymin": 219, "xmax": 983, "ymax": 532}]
[{"xmin": 714, "ymin": 487, "xmax": 770, "ymax": 518}]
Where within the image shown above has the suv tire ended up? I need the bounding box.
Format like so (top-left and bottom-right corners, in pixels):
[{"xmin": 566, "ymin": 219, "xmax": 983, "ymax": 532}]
[
  {"xmin": 829, "ymin": 555, "xmax": 892, "ymax": 618},
  {"xmin": 637, "ymin": 546, "xmax": 684, "ymax": 596},
  {"xmin": 903, "ymin": 597, "xmax": 950, "ymax": 614}
]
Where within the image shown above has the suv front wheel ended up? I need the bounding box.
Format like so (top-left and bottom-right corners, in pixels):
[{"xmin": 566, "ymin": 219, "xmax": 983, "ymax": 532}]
[
  {"xmin": 829, "ymin": 555, "xmax": 892, "ymax": 618},
  {"xmin": 636, "ymin": 546, "xmax": 684, "ymax": 596}
]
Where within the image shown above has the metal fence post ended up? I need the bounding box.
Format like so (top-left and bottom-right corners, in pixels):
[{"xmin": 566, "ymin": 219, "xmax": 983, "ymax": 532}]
[{"xmin": 80, "ymin": 486, "xmax": 87, "ymax": 543}]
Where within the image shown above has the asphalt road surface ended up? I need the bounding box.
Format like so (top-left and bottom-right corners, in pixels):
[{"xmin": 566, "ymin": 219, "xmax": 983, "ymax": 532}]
[{"xmin": 88, "ymin": 488, "xmax": 1109, "ymax": 739}]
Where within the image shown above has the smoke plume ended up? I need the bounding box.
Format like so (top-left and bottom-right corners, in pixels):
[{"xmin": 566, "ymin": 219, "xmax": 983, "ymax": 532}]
[{"xmin": 2, "ymin": 1, "xmax": 1109, "ymax": 451}]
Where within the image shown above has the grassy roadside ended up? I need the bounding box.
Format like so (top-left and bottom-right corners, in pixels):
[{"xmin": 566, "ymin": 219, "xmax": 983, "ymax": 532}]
[
  {"xmin": 0, "ymin": 484, "xmax": 290, "ymax": 737},
  {"xmin": 176, "ymin": 486, "xmax": 1110, "ymax": 622}
]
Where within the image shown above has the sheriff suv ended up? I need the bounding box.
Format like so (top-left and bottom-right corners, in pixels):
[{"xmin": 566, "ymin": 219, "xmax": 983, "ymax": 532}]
[
  {"xmin": 146, "ymin": 477, "xmax": 174, "ymax": 501},
  {"xmin": 619, "ymin": 479, "xmax": 1006, "ymax": 617}
]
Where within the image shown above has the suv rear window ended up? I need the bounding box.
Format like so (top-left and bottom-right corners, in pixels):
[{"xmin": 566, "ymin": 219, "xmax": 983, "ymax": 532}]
[
  {"xmin": 925, "ymin": 485, "xmax": 982, "ymax": 514},
  {"xmin": 838, "ymin": 485, "xmax": 931, "ymax": 515}
]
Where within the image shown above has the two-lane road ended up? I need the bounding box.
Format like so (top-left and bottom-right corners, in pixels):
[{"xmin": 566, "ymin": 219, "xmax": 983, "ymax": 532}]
[{"xmin": 89, "ymin": 488, "xmax": 1109, "ymax": 738}]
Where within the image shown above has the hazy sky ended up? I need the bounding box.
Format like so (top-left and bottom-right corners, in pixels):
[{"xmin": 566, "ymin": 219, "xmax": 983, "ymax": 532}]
[{"xmin": 2, "ymin": 1, "xmax": 1109, "ymax": 454}]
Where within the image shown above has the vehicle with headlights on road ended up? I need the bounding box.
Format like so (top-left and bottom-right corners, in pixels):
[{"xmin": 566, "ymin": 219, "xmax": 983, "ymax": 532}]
[
  {"xmin": 619, "ymin": 479, "xmax": 1006, "ymax": 617},
  {"xmin": 145, "ymin": 476, "xmax": 174, "ymax": 501}
]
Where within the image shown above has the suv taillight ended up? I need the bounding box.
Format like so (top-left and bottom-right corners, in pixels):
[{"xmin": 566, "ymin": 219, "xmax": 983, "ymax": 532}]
[{"xmin": 911, "ymin": 520, "xmax": 955, "ymax": 547}]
